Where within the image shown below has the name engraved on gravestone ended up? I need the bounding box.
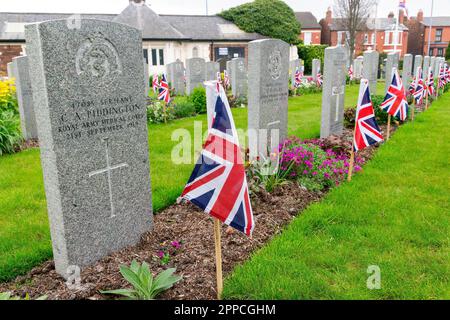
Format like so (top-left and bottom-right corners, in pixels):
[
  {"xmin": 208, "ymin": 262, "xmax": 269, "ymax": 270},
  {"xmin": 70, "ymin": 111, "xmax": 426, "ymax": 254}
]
[{"xmin": 25, "ymin": 19, "xmax": 152, "ymax": 278}]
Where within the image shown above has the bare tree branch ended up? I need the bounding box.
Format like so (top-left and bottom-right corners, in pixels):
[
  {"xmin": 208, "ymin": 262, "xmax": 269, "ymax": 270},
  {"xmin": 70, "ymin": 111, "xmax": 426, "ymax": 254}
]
[{"xmin": 333, "ymin": 0, "xmax": 376, "ymax": 61}]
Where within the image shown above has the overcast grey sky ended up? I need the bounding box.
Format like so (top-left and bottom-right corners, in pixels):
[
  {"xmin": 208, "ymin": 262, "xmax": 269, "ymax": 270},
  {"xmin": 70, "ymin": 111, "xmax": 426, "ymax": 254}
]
[{"xmin": 2, "ymin": 0, "xmax": 450, "ymax": 20}]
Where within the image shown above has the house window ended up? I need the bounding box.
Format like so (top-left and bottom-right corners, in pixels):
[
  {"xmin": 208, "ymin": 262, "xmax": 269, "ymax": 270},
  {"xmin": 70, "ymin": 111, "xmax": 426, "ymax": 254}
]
[
  {"xmin": 364, "ymin": 33, "xmax": 369, "ymax": 44},
  {"xmin": 437, "ymin": 48, "xmax": 443, "ymax": 56},
  {"xmin": 192, "ymin": 47, "xmax": 199, "ymax": 58},
  {"xmin": 371, "ymin": 33, "xmax": 375, "ymax": 44},
  {"xmin": 436, "ymin": 29, "xmax": 443, "ymax": 42},
  {"xmin": 303, "ymin": 32, "xmax": 312, "ymax": 45},
  {"xmin": 384, "ymin": 31, "xmax": 390, "ymax": 45},
  {"xmin": 429, "ymin": 48, "xmax": 434, "ymax": 56},
  {"xmin": 143, "ymin": 49, "xmax": 148, "ymax": 64},
  {"xmin": 151, "ymin": 48, "xmax": 164, "ymax": 66},
  {"xmin": 337, "ymin": 31, "xmax": 345, "ymax": 45}
]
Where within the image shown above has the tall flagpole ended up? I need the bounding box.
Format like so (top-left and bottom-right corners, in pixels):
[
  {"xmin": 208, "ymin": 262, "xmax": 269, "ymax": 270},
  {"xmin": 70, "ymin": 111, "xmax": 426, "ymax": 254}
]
[
  {"xmin": 427, "ymin": 0, "xmax": 434, "ymax": 56},
  {"xmin": 206, "ymin": 0, "xmax": 209, "ymax": 15}
]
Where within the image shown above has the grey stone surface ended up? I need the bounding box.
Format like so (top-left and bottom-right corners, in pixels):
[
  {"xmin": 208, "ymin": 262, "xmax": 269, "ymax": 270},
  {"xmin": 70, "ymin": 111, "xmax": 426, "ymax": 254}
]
[
  {"xmin": 230, "ymin": 58, "xmax": 247, "ymax": 98},
  {"xmin": 320, "ymin": 46, "xmax": 347, "ymax": 139},
  {"xmin": 312, "ymin": 58, "xmax": 321, "ymax": 80},
  {"xmin": 289, "ymin": 59, "xmax": 302, "ymax": 87},
  {"xmin": 205, "ymin": 61, "xmax": 220, "ymax": 81},
  {"xmin": 226, "ymin": 60, "xmax": 233, "ymax": 88},
  {"xmin": 143, "ymin": 58, "xmax": 149, "ymax": 96},
  {"xmin": 166, "ymin": 59, "xmax": 185, "ymax": 95},
  {"xmin": 354, "ymin": 56, "xmax": 364, "ymax": 79},
  {"xmin": 385, "ymin": 52, "xmax": 399, "ymax": 92},
  {"xmin": 12, "ymin": 56, "xmax": 38, "ymax": 140},
  {"xmin": 429, "ymin": 56, "xmax": 436, "ymax": 76},
  {"xmin": 414, "ymin": 55, "xmax": 423, "ymax": 77},
  {"xmin": 423, "ymin": 56, "xmax": 430, "ymax": 78},
  {"xmin": 434, "ymin": 57, "xmax": 442, "ymax": 77},
  {"xmin": 186, "ymin": 57, "xmax": 205, "ymax": 94},
  {"xmin": 7, "ymin": 62, "xmax": 14, "ymax": 79},
  {"xmin": 363, "ymin": 50, "xmax": 379, "ymax": 95},
  {"xmin": 402, "ymin": 54, "xmax": 413, "ymax": 86},
  {"xmin": 248, "ymin": 39, "xmax": 289, "ymax": 159},
  {"xmin": 25, "ymin": 19, "xmax": 153, "ymax": 279}
]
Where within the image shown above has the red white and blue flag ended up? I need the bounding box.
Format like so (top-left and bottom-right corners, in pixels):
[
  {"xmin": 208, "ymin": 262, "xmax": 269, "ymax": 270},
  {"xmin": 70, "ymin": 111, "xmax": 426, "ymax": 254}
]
[
  {"xmin": 408, "ymin": 76, "xmax": 416, "ymax": 95},
  {"xmin": 316, "ymin": 67, "xmax": 323, "ymax": 87},
  {"xmin": 353, "ymin": 79, "xmax": 384, "ymax": 152},
  {"xmin": 348, "ymin": 65, "xmax": 354, "ymax": 81},
  {"xmin": 413, "ymin": 68, "xmax": 426, "ymax": 105},
  {"xmin": 381, "ymin": 68, "xmax": 409, "ymax": 121},
  {"xmin": 223, "ymin": 70, "xmax": 230, "ymax": 88},
  {"xmin": 426, "ymin": 69, "xmax": 435, "ymax": 97},
  {"xmin": 446, "ymin": 64, "xmax": 450, "ymax": 82},
  {"xmin": 152, "ymin": 74, "xmax": 159, "ymax": 93},
  {"xmin": 439, "ymin": 64, "xmax": 446, "ymax": 88},
  {"xmin": 158, "ymin": 74, "xmax": 171, "ymax": 103},
  {"xmin": 181, "ymin": 81, "xmax": 254, "ymax": 236},
  {"xmin": 294, "ymin": 67, "xmax": 302, "ymax": 88}
]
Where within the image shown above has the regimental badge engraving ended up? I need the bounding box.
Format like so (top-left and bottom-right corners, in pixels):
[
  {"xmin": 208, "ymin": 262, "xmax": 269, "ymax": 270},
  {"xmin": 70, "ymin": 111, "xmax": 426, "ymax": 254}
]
[
  {"xmin": 75, "ymin": 32, "xmax": 122, "ymax": 83},
  {"xmin": 192, "ymin": 60, "xmax": 202, "ymax": 75},
  {"xmin": 268, "ymin": 49, "xmax": 282, "ymax": 80}
]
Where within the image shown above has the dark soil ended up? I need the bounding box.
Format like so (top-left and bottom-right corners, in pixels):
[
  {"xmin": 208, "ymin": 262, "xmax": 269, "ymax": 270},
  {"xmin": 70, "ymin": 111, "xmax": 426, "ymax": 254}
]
[{"xmin": 0, "ymin": 128, "xmax": 388, "ymax": 300}]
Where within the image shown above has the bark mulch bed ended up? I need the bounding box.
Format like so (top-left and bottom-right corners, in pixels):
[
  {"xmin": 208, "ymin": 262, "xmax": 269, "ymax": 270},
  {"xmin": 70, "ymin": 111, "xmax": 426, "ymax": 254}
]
[{"xmin": 0, "ymin": 127, "xmax": 391, "ymax": 300}]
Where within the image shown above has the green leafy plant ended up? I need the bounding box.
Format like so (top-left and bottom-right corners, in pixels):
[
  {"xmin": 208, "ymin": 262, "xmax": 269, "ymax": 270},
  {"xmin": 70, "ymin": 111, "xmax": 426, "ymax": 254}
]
[
  {"xmin": 446, "ymin": 42, "xmax": 450, "ymax": 60},
  {"xmin": 101, "ymin": 260, "xmax": 182, "ymax": 300},
  {"xmin": 0, "ymin": 110, "xmax": 22, "ymax": 155},
  {"xmin": 0, "ymin": 292, "xmax": 47, "ymax": 300},
  {"xmin": 219, "ymin": 0, "xmax": 301, "ymax": 44},
  {"xmin": 297, "ymin": 45, "xmax": 327, "ymax": 74},
  {"xmin": 172, "ymin": 96, "xmax": 196, "ymax": 118},
  {"xmin": 189, "ymin": 86, "xmax": 207, "ymax": 114},
  {"xmin": 146, "ymin": 100, "xmax": 175, "ymax": 124}
]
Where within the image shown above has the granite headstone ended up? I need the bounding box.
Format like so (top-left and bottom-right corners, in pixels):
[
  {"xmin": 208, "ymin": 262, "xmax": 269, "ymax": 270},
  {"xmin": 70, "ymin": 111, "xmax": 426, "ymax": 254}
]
[
  {"xmin": 248, "ymin": 39, "xmax": 289, "ymax": 159},
  {"xmin": 402, "ymin": 54, "xmax": 413, "ymax": 86},
  {"xmin": 320, "ymin": 46, "xmax": 347, "ymax": 139},
  {"xmin": 312, "ymin": 58, "xmax": 321, "ymax": 80},
  {"xmin": 385, "ymin": 52, "xmax": 399, "ymax": 92},
  {"xmin": 363, "ymin": 50, "xmax": 379, "ymax": 94},
  {"xmin": 230, "ymin": 58, "xmax": 247, "ymax": 98},
  {"xmin": 414, "ymin": 55, "xmax": 423, "ymax": 77},
  {"xmin": 25, "ymin": 19, "xmax": 153, "ymax": 278},
  {"xmin": 186, "ymin": 57, "xmax": 206, "ymax": 94},
  {"xmin": 166, "ymin": 59, "xmax": 185, "ymax": 95},
  {"xmin": 205, "ymin": 61, "xmax": 220, "ymax": 81}
]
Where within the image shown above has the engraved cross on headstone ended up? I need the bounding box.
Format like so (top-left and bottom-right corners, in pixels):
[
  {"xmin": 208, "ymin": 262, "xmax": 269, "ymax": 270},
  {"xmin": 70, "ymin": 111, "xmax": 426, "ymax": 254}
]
[
  {"xmin": 332, "ymin": 85, "xmax": 345, "ymax": 122},
  {"xmin": 88, "ymin": 137, "xmax": 129, "ymax": 218}
]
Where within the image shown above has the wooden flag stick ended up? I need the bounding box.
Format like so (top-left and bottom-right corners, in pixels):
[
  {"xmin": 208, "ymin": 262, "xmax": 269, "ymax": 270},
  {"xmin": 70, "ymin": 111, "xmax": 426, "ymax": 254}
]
[
  {"xmin": 425, "ymin": 92, "xmax": 429, "ymax": 110},
  {"xmin": 163, "ymin": 101, "xmax": 167, "ymax": 124},
  {"xmin": 386, "ymin": 114, "xmax": 391, "ymax": 140},
  {"xmin": 213, "ymin": 218, "xmax": 223, "ymax": 300},
  {"xmin": 347, "ymin": 149, "xmax": 355, "ymax": 182},
  {"xmin": 411, "ymin": 100, "xmax": 415, "ymax": 121}
]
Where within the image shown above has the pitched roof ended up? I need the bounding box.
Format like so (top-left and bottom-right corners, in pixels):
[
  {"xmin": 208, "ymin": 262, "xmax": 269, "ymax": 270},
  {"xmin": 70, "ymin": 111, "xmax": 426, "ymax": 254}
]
[
  {"xmin": 0, "ymin": 12, "xmax": 115, "ymax": 41},
  {"xmin": 423, "ymin": 16, "xmax": 450, "ymax": 27},
  {"xmin": 161, "ymin": 15, "xmax": 266, "ymax": 41},
  {"xmin": 329, "ymin": 17, "xmax": 408, "ymax": 31},
  {"xmin": 113, "ymin": 1, "xmax": 187, "ymax": 40},
  {"xmin": 294, "ymin": 12, "xmax": 321, "ymax": 29}
]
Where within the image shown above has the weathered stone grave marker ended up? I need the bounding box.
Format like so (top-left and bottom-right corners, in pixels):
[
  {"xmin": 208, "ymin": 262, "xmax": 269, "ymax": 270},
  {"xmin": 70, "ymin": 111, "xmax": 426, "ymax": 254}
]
[
  {"xmin": 385, "ymin": 52, "xmax": 399, "ymax": 92},
  {"xmin": 205, "ymin": 61, "xmax": 220, "ymax": 81},
  {"xmin": 402, "ymin": 54, "xmax": 413, "ymax": 86},
  {"xmin": 186, "ymin": 57, "xmax": 206, "ymax": 94},
  {"xmin": 363, "ymin": 50, "xmax": 379, "ymax": 95},
  {"xmin": 166, "ymin": 59, "xmax": 185, "ymax": 95},
  {"xmin": 230, "ymin": 58, "xmax": 247, "ymax": 98},
  {"xmin": 25, "ymin": 19, "xmax": 153, "ymax": 278}
]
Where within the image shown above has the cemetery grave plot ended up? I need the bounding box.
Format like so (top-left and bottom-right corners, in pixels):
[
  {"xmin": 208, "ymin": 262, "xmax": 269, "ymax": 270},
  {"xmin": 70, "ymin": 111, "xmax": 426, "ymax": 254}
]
[{"xmin": 0, "ymin": 125, "xmax": 381, "ymax": 300}]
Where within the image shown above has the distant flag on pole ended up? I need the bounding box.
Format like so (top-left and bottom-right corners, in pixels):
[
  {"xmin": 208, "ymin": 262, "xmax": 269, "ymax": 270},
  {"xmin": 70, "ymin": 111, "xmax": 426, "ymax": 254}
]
[
  {"xmin": 348, "ymin": 65, "xmax": 354, "ymax": 81},
  {"xmin": 353, "ymin": 79, "xmax": 384, "ymax": 152},
  {"xmin": 294, "ymin": 67, "xmax": 302, "ymax": 88},
  {"xmin": 408, "ymin": 76, "xmax": 416, "ymax": 95},
  {"xmin": 446, "ymin": 64, "xmax": 450, "ymax": 83},
  {"xmin": 152, "ymin": 74, "xmax": 159, "ymax": 93},
  {"xmin": 180, "ymin": 81, "xmax": 254, "ymax": 236},
  {"xmin": 381, "ymin": 68, "xmax": 409, "ymax": 121},
  {"xmin": 316, "ymin": 67, "xmax": 323, "ymax": 87},
  {"xmin": 413, "ymin": 68, "xmax": 426, "ymax": 105},
  {"xmin": 223, "ymin": 70, "xmax": 230, "ymax": 88},
  {"xmin": 158, "ymin": 74, "xmax": 171, "ymax": 103},
  {"xmin": 439, "ymin": 64, "xmax": 446, "ymax": 88},
  {"xmin": 426, "ymin": 69, "xmax": 435, "ymax": 97}
]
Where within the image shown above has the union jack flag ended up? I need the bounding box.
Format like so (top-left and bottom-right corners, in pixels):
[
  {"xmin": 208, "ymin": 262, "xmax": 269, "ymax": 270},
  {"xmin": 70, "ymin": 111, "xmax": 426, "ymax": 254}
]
[
  {"xmin": 446, "ymin": 64, "xmax": 450, "ymax": 82},
  {"xmin": 152, "ymin": 74, "xmax": 159, "ymax": 93},
  {"xmin": 413, "ymin": 68, "xmax": 426, "ymax": 105},
  {"xmin": 316, "ymin": 67, "xmax": 323, "ymax": 87},
  {"xmin": 439, "ymin": 64, "xmax": 446, "ymax": 88},
  {"xmin": 294, "ymin": 67, "xmax": 302, "ymax": 88},
  {"xmin": 181, "ymin": 81, "xmax": 254, "ymax": 236},
  {"xmin": 381, "ymin": 68, "xmax": 409, "ymax": 121},
  {"xmin": 408, "ymin": 76, "xmax": 416, "ymax": 95},
  {"xmin": 223, "ymin": 70, "xmax": 230, "ymax": 88},
  {"xmin": 158, "ymin": 74, "xmax": 171, "ymax": 103},
  {"xmin": 348, "ymin": 65, "xmax": 354, "ymax": 81},
  {"xmin": 353, "ymin": 79, "xmax": 384, "ymax": 152},
  {"xmin": 426, "ymin": 69, "xmax": 435, "ymax": 97}
]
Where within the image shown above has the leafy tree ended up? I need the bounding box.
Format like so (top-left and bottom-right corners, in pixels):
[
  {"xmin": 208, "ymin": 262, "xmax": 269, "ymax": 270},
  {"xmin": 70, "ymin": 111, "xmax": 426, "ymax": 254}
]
[
  {"xmin": 219, "ymin": 0, "xmax": 301, "ymax": 44},
  {"xmin": 297, "ymin": 45, "xmax": 327, "ymax": 74}
]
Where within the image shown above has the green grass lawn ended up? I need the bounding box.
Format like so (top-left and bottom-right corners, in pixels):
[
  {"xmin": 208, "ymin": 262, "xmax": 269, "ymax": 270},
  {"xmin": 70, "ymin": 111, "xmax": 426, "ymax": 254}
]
[
  {"xmin": 223, "ymin": 92, "xmax": 450, "ymax": 300},
  {"xmin": 0, "ymin": 83, "xmax": 382, "ymax": 282}
]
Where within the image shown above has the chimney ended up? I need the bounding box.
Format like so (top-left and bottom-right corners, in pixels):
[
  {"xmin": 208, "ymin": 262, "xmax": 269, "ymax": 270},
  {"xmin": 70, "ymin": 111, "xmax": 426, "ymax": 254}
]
[
  {"xmin": 417, "ymin": 9, "xmax": 424, "ymax": 22},
  {"xmin": 325, "ymin": 7, "xmax": 332, "ymax": 25},
  {"xmin": 399, "ymin": 9, "xmax": 405, "ymax": 25},
  {"xmin": 130, "ymin": 0, "xmax": 145, "ymax": 3},
  {"xmin": 388, "ymin": 12, "xmax": 394, "ymax": 19}
]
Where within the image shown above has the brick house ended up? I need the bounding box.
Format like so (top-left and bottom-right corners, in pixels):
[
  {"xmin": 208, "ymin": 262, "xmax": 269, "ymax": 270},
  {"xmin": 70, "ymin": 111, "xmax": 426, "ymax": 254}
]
[
  {"xmin": 295, "ymin": 12, "xmax": 321, "ymax": 45},
  {"xmin": 320, "ymin": 7, "xmax": 409, "ymax": 57}
]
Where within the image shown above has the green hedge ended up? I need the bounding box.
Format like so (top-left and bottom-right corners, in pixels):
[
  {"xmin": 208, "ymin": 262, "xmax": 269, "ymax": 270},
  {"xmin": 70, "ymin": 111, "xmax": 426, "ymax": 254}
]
[
  {"xmin": 297, "ymin": 45, "xmax": 327, "ymax": 74},
  {"xmin": 219, "ymin": 0, "xmax": 301, "ymax": 44}
]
